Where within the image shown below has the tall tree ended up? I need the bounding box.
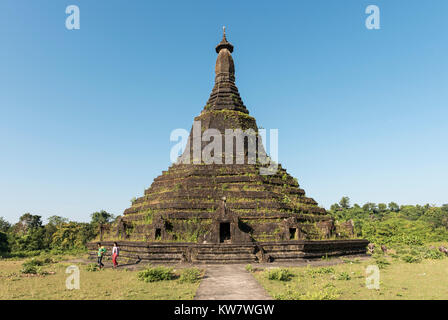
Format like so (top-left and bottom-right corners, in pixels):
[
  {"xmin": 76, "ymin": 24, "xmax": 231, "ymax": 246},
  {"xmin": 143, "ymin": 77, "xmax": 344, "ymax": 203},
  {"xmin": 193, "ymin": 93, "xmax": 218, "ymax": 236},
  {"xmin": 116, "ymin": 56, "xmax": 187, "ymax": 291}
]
[
  {"xmin": 15, "ymin": 213, "xmax": 42, "ymax": 234},
  {"xmin": 0, "ymin": 217, "xmax": 11, "ymax": 233},
  {"xmin": 331, "ymin": 203, "xmax": 343, "ymax": 213},
  {"xmin": 0, "ymin": 232, "xmax": 8, "ymax": 253},
  {"xmin": 47, "ymin": 215, "xmax": 69, "ymax": 226},
  {"xmin": 91, "ymin": 210, "xmax": 114, "ymax": 241},
  {"xmin": 50, "ymin": 222, "xmax": 96, "ymax": 250},
  {"xmin": 362, "ymin": 202, "xmax": 378, "ymax": 214},
  {"xmin": 378, "ymin": 203, "xmax": 388, "ymax": 212},
  {"xmin": 339, "ymin": 197, "xmax": 351, "ymax": 209},
  {"xmin": 388, "ymin": 202, "xmax": 400, "ymax": 212},
  {"xmin": 10, "ymin": 213, "xmax": 45, "ymax": 251},
  {"xmin": 90, "ymin": 210, "xmax": 114, "ymax": 225}
]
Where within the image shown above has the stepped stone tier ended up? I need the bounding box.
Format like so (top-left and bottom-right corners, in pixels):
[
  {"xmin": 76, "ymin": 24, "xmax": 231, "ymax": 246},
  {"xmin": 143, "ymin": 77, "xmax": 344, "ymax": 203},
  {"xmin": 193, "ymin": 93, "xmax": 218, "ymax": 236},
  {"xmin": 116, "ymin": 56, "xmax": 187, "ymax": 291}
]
[{"xmin": 89, "ymin": 29, "xmax": 368, "ymax": 263}]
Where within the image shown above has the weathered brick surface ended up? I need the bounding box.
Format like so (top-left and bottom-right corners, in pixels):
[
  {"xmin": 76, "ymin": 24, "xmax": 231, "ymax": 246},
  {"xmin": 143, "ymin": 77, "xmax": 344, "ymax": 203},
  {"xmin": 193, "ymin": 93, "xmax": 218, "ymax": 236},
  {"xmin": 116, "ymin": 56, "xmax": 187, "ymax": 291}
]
[{"xmin": 87, "ymin": 240, "xmax": 369, "ymax": 264}]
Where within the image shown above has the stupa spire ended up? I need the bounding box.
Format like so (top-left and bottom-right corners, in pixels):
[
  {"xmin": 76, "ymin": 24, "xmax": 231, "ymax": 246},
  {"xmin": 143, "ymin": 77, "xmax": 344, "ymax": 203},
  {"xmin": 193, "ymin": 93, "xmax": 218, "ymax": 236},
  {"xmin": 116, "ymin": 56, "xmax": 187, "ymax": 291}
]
[{"xmin": 205, "ymin": 27, "xmax": 248, "ymax": 114}]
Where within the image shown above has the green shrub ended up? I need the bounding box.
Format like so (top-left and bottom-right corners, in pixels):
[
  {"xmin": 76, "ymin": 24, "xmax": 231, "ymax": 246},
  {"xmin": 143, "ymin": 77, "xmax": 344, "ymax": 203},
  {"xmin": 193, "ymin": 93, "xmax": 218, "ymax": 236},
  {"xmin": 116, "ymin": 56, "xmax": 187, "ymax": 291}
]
[
  {"xmin": 300, "ymin": 288, "xmax": 340, "ymax": 300},
  {"xmin": 21, "ymin": 255, "xmax": 57, "ymax": 271},
  {"xmin": 86, "ymin": 263, "xmax": 99, "ymax": 272},
  {"xmin": 37, "ymin": 269, "xmax": 50, "ymax": 276},
  {"xmin": 401, "ymin": 235, "xmax": 424, "ymax": 246},
  {"xmin": 22, "ymin": 257, "xmax": 45, "ymax": 268},
  {"xmin": 178, "ymin": 268, "xmax": 202, "ymax": 283},
  {"xmin": 21, "ymin": 264, "xmax": 38, "ymax": 274},
  {"xmin": 402, "ymin": 254, "xmax": 422, "ymax": 263},
  {"xmin": 38, "ymin": 255, "xmax": 58, "ymax": 264},
  {"xmin": 390, "ymin": 253, "xmax": 400, "ymax": 259},
  {"xmin": 305, "ymin": 266, "xmax": 335, "ymax": 277},
  {"xmin": 266, "ymin": 268, "xmax": 293, "ymax": 281},
  {"xmin": 137, "ymin": 266, "xmax": 175, "ymax": 282},
  {"xmin": 245, "ymin": 264, "xmax": 253, "ymax": 273},
  {"xmin": 423, "ymin": 248, "xmax": 445, "ymax": 260},
  {"xmin": 387, "ymin": 245, "xmax": 445, "ymax": 262},
  {"xmin": 20, "ymin": 256, "xmax": 58, "ymax": 275},
  {"xmin": 374, "ymin": 257, "xmax": 390, "ymax": 269},
  {"xmin": 336, "ymin": 272, "xmax": 351, "ymax": 280}
]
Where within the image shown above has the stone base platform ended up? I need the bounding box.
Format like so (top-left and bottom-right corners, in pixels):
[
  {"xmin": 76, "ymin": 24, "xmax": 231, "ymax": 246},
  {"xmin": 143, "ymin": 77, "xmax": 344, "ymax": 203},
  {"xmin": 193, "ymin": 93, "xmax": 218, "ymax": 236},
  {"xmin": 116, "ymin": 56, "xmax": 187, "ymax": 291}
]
[{"xmin": 87, "ymin": 239, "xmax": 368, "ymax": 264}]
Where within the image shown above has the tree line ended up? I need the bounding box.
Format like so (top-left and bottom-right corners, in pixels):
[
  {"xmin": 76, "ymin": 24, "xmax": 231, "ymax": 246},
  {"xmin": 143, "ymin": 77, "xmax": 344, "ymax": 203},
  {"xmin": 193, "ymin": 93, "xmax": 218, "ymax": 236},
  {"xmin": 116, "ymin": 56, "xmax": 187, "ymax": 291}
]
[
  {"xmin": 1, "ymin": 199, "xmax": 447, "ymax": 256},
  {"xmin": 0, "ymin": 210, "xmax": 115, "ymax": 257},
  {"xmin": 330, "ymin": 197, "xmax": 448, "ymax": 245}
]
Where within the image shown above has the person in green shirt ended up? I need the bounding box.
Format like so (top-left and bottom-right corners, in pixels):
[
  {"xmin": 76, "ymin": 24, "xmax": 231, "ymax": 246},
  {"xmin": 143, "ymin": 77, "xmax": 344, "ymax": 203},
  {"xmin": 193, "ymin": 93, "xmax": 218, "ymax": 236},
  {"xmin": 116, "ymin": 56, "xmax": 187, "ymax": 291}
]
[{"xmin": 97, "ymin": 242, "xmax": 106, "ymax": 269}]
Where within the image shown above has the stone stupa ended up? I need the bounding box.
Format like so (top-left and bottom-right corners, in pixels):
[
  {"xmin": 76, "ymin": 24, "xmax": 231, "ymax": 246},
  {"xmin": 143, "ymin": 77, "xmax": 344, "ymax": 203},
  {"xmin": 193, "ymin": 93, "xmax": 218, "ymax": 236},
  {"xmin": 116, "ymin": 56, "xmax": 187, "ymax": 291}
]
[{"xmin": 90, "ymin": 29, "xmax": 368, "ymax": 263}]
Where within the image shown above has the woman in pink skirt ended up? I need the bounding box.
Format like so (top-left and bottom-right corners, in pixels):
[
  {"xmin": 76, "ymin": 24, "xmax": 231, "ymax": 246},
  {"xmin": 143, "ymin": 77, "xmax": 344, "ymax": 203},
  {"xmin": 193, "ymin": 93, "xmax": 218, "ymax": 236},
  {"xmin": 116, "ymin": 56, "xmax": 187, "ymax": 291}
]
[{"xmin": 112, "ymin": 242, "xmax": 120, "ymax": 268}]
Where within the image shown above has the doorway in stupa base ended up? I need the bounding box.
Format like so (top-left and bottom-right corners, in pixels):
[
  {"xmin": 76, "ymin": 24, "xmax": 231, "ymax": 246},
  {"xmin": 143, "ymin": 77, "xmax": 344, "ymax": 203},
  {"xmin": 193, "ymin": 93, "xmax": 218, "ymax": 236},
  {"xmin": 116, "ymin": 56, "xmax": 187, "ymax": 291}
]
[
  {"xmin": 219, "ymin": 222, "xmax": 231, "ymax": 243},
  {"xmin": 201, "ymin": 203, "xmax": 253, "ymax": 244}
]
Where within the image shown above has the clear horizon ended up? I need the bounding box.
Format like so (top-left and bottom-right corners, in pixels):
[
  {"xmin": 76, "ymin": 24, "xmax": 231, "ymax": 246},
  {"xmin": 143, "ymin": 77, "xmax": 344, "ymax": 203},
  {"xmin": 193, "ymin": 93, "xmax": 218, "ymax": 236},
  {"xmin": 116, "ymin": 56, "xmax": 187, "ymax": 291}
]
[{"xmin": 1, "ymin": 0, "xmax": 447, "ymax": 224}]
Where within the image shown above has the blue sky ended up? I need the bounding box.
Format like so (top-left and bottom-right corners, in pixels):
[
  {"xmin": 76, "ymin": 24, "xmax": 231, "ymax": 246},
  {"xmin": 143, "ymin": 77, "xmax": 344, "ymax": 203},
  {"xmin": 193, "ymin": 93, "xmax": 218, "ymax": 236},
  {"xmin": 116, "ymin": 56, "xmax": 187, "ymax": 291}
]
[{"xmin": 0, "ymin": 0, "xmax": 447, "ymax": 223}]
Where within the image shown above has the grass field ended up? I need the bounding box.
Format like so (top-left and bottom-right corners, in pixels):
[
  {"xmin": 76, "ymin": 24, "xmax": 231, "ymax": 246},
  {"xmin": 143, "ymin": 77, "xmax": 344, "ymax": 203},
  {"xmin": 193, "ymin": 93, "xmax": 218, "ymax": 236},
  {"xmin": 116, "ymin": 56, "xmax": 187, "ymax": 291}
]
[
  {"xmin": 0, "ymin": 256, "xmax": 200, "ymax": 300},
  {"xmin": 3, "ymin": 249, "xmax": 448, "ymax": 300},
  {"xmin": 252, "ymin": 256, "xmax": 448, "ymax": 300}
]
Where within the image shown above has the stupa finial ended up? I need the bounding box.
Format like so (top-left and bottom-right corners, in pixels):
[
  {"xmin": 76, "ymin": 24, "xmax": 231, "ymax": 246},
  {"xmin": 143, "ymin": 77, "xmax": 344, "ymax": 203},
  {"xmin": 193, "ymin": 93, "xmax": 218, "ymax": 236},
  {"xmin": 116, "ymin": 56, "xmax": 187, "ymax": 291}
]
[{"xmin": 215, "ymin": 26, "xmax": 233, "ymax": 53}]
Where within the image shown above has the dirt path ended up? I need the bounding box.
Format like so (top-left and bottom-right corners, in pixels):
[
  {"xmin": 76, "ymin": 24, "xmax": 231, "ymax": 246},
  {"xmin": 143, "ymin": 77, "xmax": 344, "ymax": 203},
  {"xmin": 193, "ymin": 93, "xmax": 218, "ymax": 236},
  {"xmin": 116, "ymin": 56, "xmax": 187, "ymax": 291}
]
[{"xmin": 194, "ymin": 264, "xmax": 272, "ymax": 300}]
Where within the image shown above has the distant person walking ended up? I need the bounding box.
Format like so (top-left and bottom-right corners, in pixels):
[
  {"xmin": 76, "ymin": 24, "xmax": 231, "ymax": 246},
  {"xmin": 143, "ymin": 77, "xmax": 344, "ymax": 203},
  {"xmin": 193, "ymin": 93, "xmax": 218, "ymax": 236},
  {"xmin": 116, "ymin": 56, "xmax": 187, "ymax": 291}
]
[
  {"xmin": 97, "ymin": 242, "xmax": 106, "ymax": 269},
  {"xmin": 112, "ymin": 242, "xmax": 120, "ymax": 268}
]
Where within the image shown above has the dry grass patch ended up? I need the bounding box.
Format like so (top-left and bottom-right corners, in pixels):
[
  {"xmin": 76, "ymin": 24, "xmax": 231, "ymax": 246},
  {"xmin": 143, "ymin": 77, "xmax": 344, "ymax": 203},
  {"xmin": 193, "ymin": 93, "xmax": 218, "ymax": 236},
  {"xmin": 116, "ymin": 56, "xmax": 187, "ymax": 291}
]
[
  {"xmin": 0, "ymin": 258, "xmax": 200, "ymax": 300},
  {"xmin": 253, "ymin": 258, "xmax": 448, "ymax": 300}
]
